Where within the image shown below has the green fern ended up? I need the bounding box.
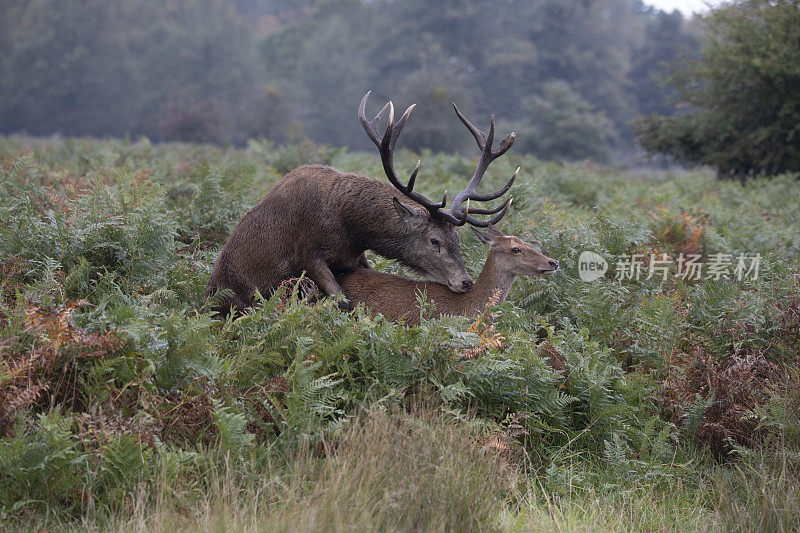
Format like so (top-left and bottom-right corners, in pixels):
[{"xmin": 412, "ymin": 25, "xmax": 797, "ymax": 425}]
[
  {"xmin": 98, "ymin": 433, "xmax": 153, "ymax": 510},
  {"xmin": 0, "ymin": 410, "xmax": 86, "ymax": 515},
  {"xmin": 212, "ymin": 400, "xmax": 255, "ymax": 453}
]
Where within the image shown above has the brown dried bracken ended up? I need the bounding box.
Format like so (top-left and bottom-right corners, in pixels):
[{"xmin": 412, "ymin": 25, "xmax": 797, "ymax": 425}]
[
  {"xmin": 0, "ymin": 300, "xmax": 121, "ymax": 436},
  {"xmin": 539, "ymin": 340, "xmax": 569, "ymax": 391},
  {"xmin": 658, "ymin": 346, "xmax": 783, "ymax": 458}
]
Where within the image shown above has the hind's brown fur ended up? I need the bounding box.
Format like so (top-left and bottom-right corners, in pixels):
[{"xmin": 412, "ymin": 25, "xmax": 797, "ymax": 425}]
[{"xmin": 337, "ymin": 227, "xmax": 558, "ymax": 325}]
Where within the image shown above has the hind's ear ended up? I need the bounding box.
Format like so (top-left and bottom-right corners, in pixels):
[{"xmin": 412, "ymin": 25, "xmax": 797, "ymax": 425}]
[
  {"xmin": 471, "ymin": 226, "xmax": 494, "ymax": 246},
  {"xmin": 487, "ymin": 224, "xmax": 506, "ymax": 239}
]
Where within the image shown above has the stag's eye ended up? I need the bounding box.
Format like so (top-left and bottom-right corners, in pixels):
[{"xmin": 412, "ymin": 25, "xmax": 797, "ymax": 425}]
[{"xmin": 512, "ymin": 247, "xmax": 521, "ymax": 254}]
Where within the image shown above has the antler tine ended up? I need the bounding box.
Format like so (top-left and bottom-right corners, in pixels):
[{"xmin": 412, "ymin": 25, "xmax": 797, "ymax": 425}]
[
  {"xmin": 463, "ymin": 166, "xmax": 518, "ymax": 202},
  {"xmin": 495, "ymin": 132, "xmax": 516, "ymax": 158},
  {"xmin": 485, "ymin": 115, "xmax": 495, "ymax": 156},
  {"xmin": 389, "ymin": 104, "xmax": 415, "ymax": 152},
  {"xmin": 464, "ymin": 197, "xmax": 513, "ymax": 228},
  {"xmin": 462, "ymin": 196, "xmax": 511, "ymax": 215},
  {"xmin": 359, "ymin": 91, "xmax": 390, "ymax": 147},
  {"xmin": 378, "ymin": 103, "xmax": 422, "ymax": 195},
  {"xmin": 406, "ymin": 159, "xmax": 420, "ymax": 191},
  {"xmin": 435, "ymin": 208, "xmax": 469, "ymax": 226},
  {"xmin": 360, "ymin": 91, "xmax": 446, "ymax": 213},
  {"xmin": 451, "ymin": 102, "xmax": 485, "ymax": 148}
]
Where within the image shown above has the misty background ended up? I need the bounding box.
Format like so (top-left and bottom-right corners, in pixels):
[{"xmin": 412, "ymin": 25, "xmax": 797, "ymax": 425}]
[{"xmin": 0, "ymin": 0, "xmax": 699, "ymax": 162}]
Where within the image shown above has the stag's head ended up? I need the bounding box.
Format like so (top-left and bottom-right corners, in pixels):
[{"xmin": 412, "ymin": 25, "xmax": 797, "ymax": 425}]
[
  {"xmin": 359, "ymin": 91, "xmax": 518, "ymax": 293},
  {"xmin": 472, "ymin": 226, "xmax": 559, "ymax": 276},
  {"xmin": 391, "ymin": 198, "xmax": 472, "ymax": 292}
]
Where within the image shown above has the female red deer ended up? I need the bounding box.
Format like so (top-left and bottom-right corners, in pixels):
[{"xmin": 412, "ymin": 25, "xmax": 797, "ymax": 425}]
[
  {"xmin": 336, "ymin": 226, "xmax": 559, "ymax": 325},
  {"xmin": 207, "ymin": 92, "xmax": 518, "ymax": 315}
]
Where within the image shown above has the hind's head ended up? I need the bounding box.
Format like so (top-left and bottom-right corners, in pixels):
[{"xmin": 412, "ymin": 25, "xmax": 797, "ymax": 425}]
[{"xmin": 471, "ymin": 226, "xmax": 559, "ymax": 276}]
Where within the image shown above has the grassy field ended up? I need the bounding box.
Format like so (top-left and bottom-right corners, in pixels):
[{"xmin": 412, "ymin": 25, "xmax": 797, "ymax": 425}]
[{"xmin": 0, "ymin": 136, "xmax": 798, "ymax": 531}]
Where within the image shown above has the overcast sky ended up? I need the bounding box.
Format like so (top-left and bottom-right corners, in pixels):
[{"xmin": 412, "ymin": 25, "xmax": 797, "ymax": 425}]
[{"xmin": 645, "ymin": 0, "xmax": 721, "ymax": 15}]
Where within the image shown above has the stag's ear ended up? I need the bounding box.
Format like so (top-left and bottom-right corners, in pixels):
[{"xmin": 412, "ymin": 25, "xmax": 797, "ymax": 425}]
[
  {"xmin": 471, "ymin": 226, "xmax": 495, "ymax": 246},
  {"xmin": 393, "ymin": 197, "xmax": 423, "ymax": 223}
]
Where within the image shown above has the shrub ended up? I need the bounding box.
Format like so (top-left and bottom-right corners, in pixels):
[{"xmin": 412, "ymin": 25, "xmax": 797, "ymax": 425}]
[
  {"xmin": 636, "ymin": 0, "xmax": 800, "ymax": 178},
  {"xmin": 0, "ymin": 157, "xmax": 175, "ymax": 295},
  {"xmin": 166, "ymin": 161, "xmax": 255, "ymax": 247},
  {"xmin": 516, "ymin": 80, "xmax": 617, "ymax": 162}
]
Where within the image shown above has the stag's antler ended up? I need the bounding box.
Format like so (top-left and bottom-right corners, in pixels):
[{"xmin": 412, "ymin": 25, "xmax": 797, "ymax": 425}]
[
  {"xmin": 359, "ymin": 91, "xmax": 516, "ymax": 227},
  {"xmin": 359, "ymin": 92, "xmax": 447, "ymax": 214},
  {"xmin": 438, "ymin": 103, "xmax": 518, "ymax": 228}
]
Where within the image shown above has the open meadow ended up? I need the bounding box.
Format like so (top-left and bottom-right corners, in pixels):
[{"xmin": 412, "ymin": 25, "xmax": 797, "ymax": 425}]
[{"xmin": 0, "ymin": 136, "xmax": 798, "ymax": 531}]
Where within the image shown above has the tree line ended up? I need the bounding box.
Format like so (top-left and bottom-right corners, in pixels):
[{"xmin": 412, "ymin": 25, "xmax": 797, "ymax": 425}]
[{"xmin": 0, "ymin": 0, "xmax": 698, "ymax": 162}]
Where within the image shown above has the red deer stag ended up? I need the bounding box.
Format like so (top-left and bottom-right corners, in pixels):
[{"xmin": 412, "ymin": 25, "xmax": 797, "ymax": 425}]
[
  {"xmin": 207, "ymin": 92, "xmax": 517, "ymax": 315},
  {"xmin": 337, "ymin": 226, "xmax": 559, "ymax": 325}
]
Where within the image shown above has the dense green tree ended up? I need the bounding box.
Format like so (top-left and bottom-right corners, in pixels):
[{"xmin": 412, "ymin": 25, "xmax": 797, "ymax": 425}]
[
  {"xmin": 0, "ymin": 0, "xmax": 260, "ymax": 142},
  {"xmin": 395, "ymin": 71, "xmax": 478, "ymax": 153},
  {"xmin": 241, "ymin": 85, "xmax": 300, "ymax": 142},
  {"xmin": 260, "ymin": 0, "xmax": 374, "ymax": 147},
  {"xmin": 0, "ymin": 1, "xmax": 148, "ymax": 136},
  {"xmin": 0, "ymin": 0, "xmax": 700, "ymax": 158},
  {"xmin": 636, "ymin": 0, "xmax": 800, "ymax": 178},
  {"xmin": 259, "ymin": 0, "xmax": 678, "ymax": 154},
  {"xmin": 513, "ymin": 0, "xmax": 635, "ymax": 141},
  {"xmin": 515, "ymin": 80, "xmax": 616, "ymax": 162},
  {"xmin": 628, "ymin": 8, "xmax": 698, "ymax": 116}
]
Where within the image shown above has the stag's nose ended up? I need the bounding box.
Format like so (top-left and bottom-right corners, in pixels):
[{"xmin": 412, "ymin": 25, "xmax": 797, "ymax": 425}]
[
  {"xmin": 462, "ymin": 280, "xmax": 473, "ymax": 291},
  {"xmin": 549, "ymin": 260, "xmax": 559, "ymax": 269}
]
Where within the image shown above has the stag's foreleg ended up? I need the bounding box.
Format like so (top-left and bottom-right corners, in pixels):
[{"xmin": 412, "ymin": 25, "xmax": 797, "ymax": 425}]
[
  {"xmin": 209, "ymin": 290, "xmax": 252, "ymax": 319},
  {"xmin": 307, "ymin": 258, "xmax": 353, "ymax": 311}
]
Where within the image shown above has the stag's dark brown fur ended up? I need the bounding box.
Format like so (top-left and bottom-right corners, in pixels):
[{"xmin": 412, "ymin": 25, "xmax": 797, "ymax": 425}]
[{"xmin": 207, "ymin": 164, "xmax": 471, "ymax": 315}]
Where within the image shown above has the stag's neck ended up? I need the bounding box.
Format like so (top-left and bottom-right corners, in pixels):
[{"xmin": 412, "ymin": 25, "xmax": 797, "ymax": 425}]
[
  {"xmin": 465, "ymin": 251, "xmax": 517, "ymax": 313},
  {"xmin": 346, "ymin": 188, "xmax": 417, "ymax": 259}
]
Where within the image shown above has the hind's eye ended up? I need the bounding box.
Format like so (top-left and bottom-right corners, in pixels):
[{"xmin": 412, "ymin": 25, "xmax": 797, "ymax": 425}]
[
  {"xmin": 430, "ymin": 238, "xmax": 440, "ymax": 247},
  {"xmin": 512, "ymin": 247, "xmax": 521, "ymax": 254}
]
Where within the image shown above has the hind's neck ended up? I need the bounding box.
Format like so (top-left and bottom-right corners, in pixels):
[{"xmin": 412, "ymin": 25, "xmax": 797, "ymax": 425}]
[{"xmin": 463, "ymin": 251, "xmax": 517, "ymax": 313}]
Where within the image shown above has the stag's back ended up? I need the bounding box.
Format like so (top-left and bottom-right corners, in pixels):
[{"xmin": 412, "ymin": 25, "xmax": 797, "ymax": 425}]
[{"xmin": 208, "ymin": 165, "xmax": 388, "ymax": 311}]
